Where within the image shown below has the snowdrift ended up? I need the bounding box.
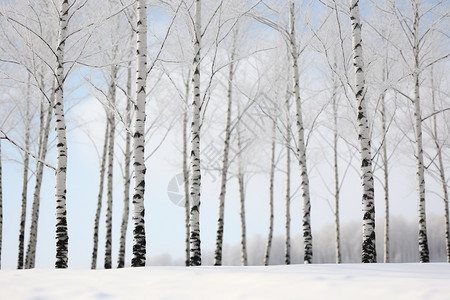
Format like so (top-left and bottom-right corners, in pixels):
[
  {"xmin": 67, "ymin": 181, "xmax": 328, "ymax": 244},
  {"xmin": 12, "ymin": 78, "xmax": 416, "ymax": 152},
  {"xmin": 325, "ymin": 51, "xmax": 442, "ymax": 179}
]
[{"xmin": 1, "ymin": 263, "xmax": 449, "ymax": 299}]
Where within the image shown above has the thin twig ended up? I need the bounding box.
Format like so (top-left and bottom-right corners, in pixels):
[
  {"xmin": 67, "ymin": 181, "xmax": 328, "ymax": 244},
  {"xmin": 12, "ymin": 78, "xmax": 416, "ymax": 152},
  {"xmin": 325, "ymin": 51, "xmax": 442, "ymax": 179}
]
[{"xmin": 0, "ymin": 130, "xmax": 56, "ymax": 170}]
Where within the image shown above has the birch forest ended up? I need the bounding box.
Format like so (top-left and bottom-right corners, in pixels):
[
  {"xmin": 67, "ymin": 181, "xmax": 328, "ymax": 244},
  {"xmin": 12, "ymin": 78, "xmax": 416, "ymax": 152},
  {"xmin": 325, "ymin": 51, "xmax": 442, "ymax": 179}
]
[{"xmin": 0, "ymin": 0, "xmax": 449, "ymax": 269}]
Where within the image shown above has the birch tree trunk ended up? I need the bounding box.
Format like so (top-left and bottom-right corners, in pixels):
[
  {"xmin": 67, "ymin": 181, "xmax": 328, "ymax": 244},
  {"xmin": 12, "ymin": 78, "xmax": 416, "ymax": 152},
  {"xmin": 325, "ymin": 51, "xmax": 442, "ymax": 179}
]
[
  {"xmin": 117, "ymin": 63, "xmax": 133, "ymax": 269},
  {"xmin": 54, "ymin": 0, "xmax": 70, "ymax": 268},
  {"xmin": 104, "ymin": 66, "xmax": 117, "ymax": 269},
  {"xmin": 264, "ymin": 120, "xmax": 276, "ymax": 266},
  {"xmin": 332, "ymin": 73, "xmax": 341, "ymax": 264},
  {"xmin": 131, "ymin": 0, "xmax": 148, "ymax": 267},
  {"xmin": 381, "ymin": 67, "xmax": 389, "ymax": 263},
  {"xmin": 350, "ymin": 0, "xmax": 376, "ymax": 263},
  {"xmin": 189, "ymin": 0, "xmax": 202, "ymax": 267},
  {"xmin": 285, "ymin": 94, "xmax": 291, "ymax": 265},
  {"xmin": 237, "ymin": 123, "xmax": 248, "ymax": 266},
  {"xmin": 91, "ymin": 120, "xmax": 109, "ymax": 269},
  {"xmin": 412, "ymin": 0, "xmax": 429, "ymax": 263},
  {"xmin": 214, "ymin": 35, "xmax": 237, "ymax": 266},
  {"xmin": 289, "ymin": 0, "xmax": 313, "ymax": 264},
  {"xmin": 183, "ymin": 77, "xmax": 190, "ymax": 267},
  {"xmin": 435, "ymin": 124, "xmax": 450, "ymax": 263},
  {"xmin": 25, "ymin": 93, "xmax": 53, "ymax": 269},
  {"xmin": 437, "ymin": 141, "xmax": 450, "ymax": 263},
  {"xmin": 17, "ymin": 77, "xmax": 31, "ymax": 269},
  {"xmin": 430, "ymin": 69, "xmax": 450, "ymax": 262},
  {"xmin": 104, "ymin": 116, "xmax": 115, "ymax": 270}
]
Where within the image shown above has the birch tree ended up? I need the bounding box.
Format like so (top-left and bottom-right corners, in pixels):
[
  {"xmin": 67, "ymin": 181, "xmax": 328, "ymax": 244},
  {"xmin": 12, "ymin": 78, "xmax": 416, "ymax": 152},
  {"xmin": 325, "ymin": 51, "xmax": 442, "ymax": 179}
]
[
  {"xmin": 117, "ymin": 61, "xmax": 133, "ymax": 269},
  {"xmin": 264, "ymin": 119, "xmax": 276, "ymax": 266},
  {"xmin": 189, "ymin": 0, "xmax": 202, "ymax": 266},
  {"xmin": 331, "ymin": 68, "xmax": 342, "ymax": 264},
  {"xmin": 380, "ymin": 61, "xmax": 390, "ymax": 263},
  {"xmin": 289, "ymin": 0, "xmax": 313, "ymax": 264},
  {"xmin": 182, "ymin": 75, "xmax": 190, "ymax": 267},
  {"xmin": 431, "ymin": 105, "xmax": 450, "ymax": 264},
  {"xmin": 129, "ymin": 0, "xmax": 181, "ymax": 266},
  {"xmin": 131, "ymin": 0, "xmax": 148, "ymax": 267},
  {"xmin": 411, "ymin": 0, "xmax": 429, "ymax": 263},
  {"xmin": 91, "ymin": 120, "xmax": 109, "ymax": 269},
  {"xmin": 17, "ymin": 77, "xmax": 31, "ymax": 269},
  {"xmin": 104, "ymin": 64, "xmax": 118, "ymax": 269},
  {"xmin": 350, "ymin": 0, "xmax": 376, "ymax": 263},
  {"xmin": 284, "ymin": 92, "xmax": 291, "ymax": 265},
  {"xmin": 236, "ymin": 119, "xmax": 248, "ymax": 266},
  {"xmin": 25, "ymin": 89, "xmax": 53, "ymax": 269},
  {"xmin": 430, "ymin": 67, "xmax": 450, "ymax": 263},
  {"xmin": 214, "ymin": 29, "xmax": 238, "ymax": 266},
  {"xmin": 53, "ymin": 0, "xmax": 70, "ymax": 269}
]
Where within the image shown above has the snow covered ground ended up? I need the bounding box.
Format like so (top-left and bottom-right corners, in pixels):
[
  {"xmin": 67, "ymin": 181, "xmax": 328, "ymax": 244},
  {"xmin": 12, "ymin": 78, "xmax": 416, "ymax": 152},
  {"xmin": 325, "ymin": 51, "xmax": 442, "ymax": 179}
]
[{"xmin": 1, "ymin": 263, "xmax": 449, "ymax": 299}]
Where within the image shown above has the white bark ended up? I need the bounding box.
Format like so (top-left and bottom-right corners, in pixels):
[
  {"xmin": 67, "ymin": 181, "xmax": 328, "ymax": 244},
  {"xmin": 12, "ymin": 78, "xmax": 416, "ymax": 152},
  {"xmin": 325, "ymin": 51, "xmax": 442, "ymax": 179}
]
[
  {"xmin": 290, "ymin": 0, "xmax": 313, "ymax": 264},
  {"xmin": 285, "ymin": 95, "xmax": 291, "ymax": 265},
  {"xmin": 214, "ymin": 35, "xmax": 237, "ymax": 266},
  {"xmin": 332, "ymin": 73, "xmax": 341, "ymax": 264},
  {"xmin": 350, "ymin": 0, "xmax": 376, "ymax": 263},
  {"xmin": 18, "ymin": 77, "xmax": 31, "ymax": 269},
  {"xmin": 436, "ymin": 124, "xmax": 450, "ymax": 263},
  {"xmin": 411, "ymin": 0, "xmax": 429, "ymax": 263},
  {"xmin": 236, "ymin": 102, "xmax": 248, "ymax": 266},
  {"xmin": 117, "ymin": 63, "xmax": 133, "ymax": 269},
  {"xmin": 104, "ymin": 66, "xmax": 117, "ymax": 269},
  {"xmin": 264, "ymin": 120, "xmax": 276, "ymax": 266},
  {"xmin": 25, "ymin": 92, "xmax": 53, "ymax": 269},
  {"xmin": 430, "ymin": 69, "xmax": 449, "ymax": 262},
  {"xmin": 381, "ymin": 68, "xmax": 389, "ymax": 264},
  {"xmin": 237, "ymin": 125, "xmax": 248, "ymax": 266},
  {"xmin": 189, "ymin": 0, "xmax": 202, "ymax": 267},
  {"xmin": 54, "ymin": 0, "xmax": 70, "ymax": 268},
  {"xmin": 131, "ymin": 0, "xmax": 148, "ymax": 267},
  {"xmin": 91, "ymin": 120, "xmax": 109, "ymax": 269},
  {"xmin": 183, "ymin": 77, "xmax": 190, "ymax": 267}
]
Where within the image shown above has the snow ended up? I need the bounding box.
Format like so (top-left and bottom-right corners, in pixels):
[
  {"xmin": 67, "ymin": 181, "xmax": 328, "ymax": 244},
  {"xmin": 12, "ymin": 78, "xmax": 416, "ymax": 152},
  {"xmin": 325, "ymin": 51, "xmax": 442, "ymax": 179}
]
[{"xmin": 1, "ymin": 263, "xmax": 450, "ymax": 299}]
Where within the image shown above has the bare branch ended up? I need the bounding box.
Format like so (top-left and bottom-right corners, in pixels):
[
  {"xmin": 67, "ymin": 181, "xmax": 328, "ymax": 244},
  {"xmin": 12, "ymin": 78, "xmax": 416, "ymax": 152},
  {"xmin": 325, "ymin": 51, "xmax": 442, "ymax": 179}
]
[{"xmin": 0, "ymin": 130, "xmax": 55, "ymax": 170}]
